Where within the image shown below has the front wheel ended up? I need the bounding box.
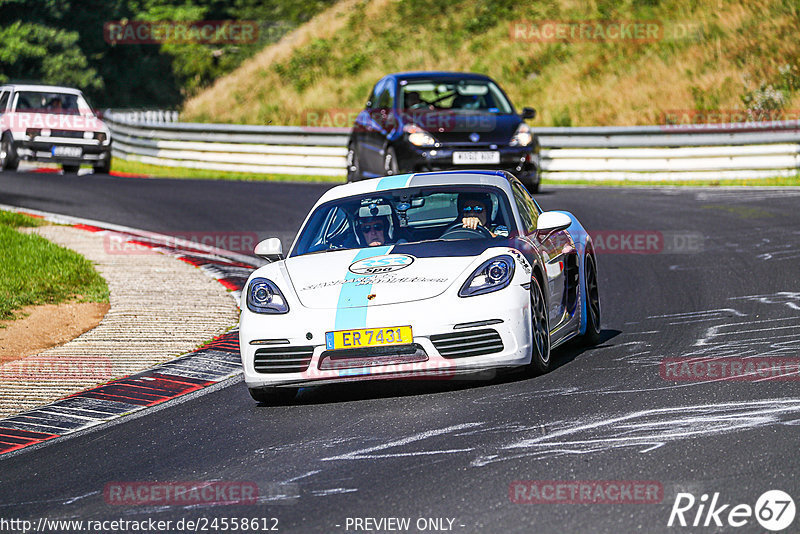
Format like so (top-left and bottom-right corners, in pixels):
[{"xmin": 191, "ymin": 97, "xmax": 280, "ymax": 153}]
[
  {"xmin": 93, "ymin": 158, "xmax": 111, "ymax": 174},
  {"xmin": 527, "ymin": 275, "xmax": 551, "ymax": 375},
  {"xmin": 248, "ymin": 387, "xmax": 298, "ymax": 405},
  {"xmin": 0, "ymin": 134, "xmax": 19, "ymax": 171},
  {"xmin": 581, "ymin": 254, "xmax": 602, "ymax": 345}
]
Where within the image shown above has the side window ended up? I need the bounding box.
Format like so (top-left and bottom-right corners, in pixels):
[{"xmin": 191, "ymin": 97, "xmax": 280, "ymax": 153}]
[
  {"xmin": 512, "ymin": 182, "xmax": 539, "ymax": 233},
  {"xmin": 0, "ymin": 91, "xmax": 8, "ymax": 113}
]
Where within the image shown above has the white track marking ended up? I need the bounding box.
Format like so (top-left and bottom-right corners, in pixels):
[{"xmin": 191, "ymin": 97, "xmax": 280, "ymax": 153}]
[{"xmin": 321, "ymin": 423, "xmax": 483, "ymax": 461}]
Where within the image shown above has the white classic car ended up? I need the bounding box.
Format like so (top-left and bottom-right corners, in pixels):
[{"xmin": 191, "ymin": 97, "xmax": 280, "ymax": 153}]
[
  {"xmin": 239, "ymin": 171, "xmax": 600, "ymax": 403},
  {"xmin": 0, "ymin": 84, "xmax": 112, "ymax": 173}
]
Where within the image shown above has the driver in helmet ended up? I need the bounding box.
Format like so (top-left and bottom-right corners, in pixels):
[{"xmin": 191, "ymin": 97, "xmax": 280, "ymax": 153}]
[
  {"xmin": 357, "ymin": 215, "xmax": 389, "ymax": 246},
  {"xmin": 456, "ymin": 192, "xmax": 508, "ymax": 237},
  {"xmin": 355, "ymin": 200, "xmax": 397, "ymax": 247}
]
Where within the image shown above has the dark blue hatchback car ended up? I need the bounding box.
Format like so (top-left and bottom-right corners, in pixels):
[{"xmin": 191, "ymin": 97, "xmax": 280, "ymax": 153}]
[{"xmin": 346, "ymin": 71, "xmax": 540, "ymax": 191}]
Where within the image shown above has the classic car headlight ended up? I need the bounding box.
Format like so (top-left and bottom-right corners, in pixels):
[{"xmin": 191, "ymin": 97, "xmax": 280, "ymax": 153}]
[
  {"xmin": 403, "ymin": 123, "xmax": 437, "ymax": 147},
  {"xmin": 246, "ymin": 277, "xmax": 289, "ymax": 314},
  {"xmin": 459, "ymin": 255, "xmax": 515, "ymax": 297},
  {"xmin": 509, "ymin": 123, "xmax": 533, "ymax": 147}
]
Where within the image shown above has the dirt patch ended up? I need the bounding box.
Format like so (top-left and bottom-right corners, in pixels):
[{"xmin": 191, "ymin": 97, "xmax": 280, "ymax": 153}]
[{"xmin": 0, "ymin": 301, "xmax": 110, "ymax": 364}]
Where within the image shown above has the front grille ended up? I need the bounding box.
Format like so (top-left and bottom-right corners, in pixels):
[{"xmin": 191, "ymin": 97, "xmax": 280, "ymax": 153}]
[
  {"xmin": 318, "ymin": 344, "xmax": 427, "ymax": 370},
  {"xmin": 51, "ymin": 130, "xmax": 85, "ymax": 139},
  {"xmin": 430, "ymin": 329, "xmax": 504, "ymax": 358},
  {"xmin": 254, "ymin": 346, "xmax": 314, "ymax": 373}
]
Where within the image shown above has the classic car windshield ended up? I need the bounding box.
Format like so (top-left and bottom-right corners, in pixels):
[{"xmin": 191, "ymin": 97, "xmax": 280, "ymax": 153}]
[
  {"xmin": 13, "ymin": 91, "xmax": 91, "ymax": 115},
  {"xmin": 292, "ymin": 185, "xmax": 517, "ymax": 257}
]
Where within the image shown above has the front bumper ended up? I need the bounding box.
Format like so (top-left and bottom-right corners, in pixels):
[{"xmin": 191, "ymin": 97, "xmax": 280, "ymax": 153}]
[
  {"xmin": 239, "ymin": 284, "xmax": 532, "ymax": 389},
  {"xmin": 395, "ymin": 143, "xmax": 538, "ymax": 179},
  {"xmin": 15, "ymin": 137, "xmax": 111, "ymax": 165}
]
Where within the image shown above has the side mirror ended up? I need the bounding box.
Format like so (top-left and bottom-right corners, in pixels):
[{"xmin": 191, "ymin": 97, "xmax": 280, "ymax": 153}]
[
  {"xmin": 254, "ymin": 238, "xmax": 284, "ymax": 262},
  {"xmin": 537, "ymin": 211, "xmax": 572, "ymax": 234},
  {"xmin": 521, "ymin": 107, "xmax": 536, "ymax": 120}
]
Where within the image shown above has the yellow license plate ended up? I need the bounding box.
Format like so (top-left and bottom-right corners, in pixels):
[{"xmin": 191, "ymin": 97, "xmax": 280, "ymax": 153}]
[{"xmin": 325, "ymin": 326, "xmax": 413, "ymax": 350}]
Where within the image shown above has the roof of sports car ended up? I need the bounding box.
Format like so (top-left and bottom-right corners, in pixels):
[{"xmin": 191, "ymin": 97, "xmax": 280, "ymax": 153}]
[{"xmin": 317, "ymin": 171, "xmax": 514, "ymax": 205}]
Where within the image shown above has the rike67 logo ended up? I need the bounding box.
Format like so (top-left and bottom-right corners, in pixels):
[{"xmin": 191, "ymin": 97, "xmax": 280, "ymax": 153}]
[{"xmin": 668, "ymin": 490, "xmax": 796, "ymax": 531}]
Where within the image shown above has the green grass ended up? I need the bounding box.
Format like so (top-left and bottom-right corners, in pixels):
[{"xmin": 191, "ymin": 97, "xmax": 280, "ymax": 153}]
[
  {"xmin": 0, "ymin": 211, "xmax": 109, "ymax": 321},
  {"xmin": 112, "ymin": 158, "xmax": 800, "ymax": 188},
  {"xmin": 0, "ymin": 210, "xmax": 47, "ymax": 228},
  {"xmin": 183, "ymin": 0, "xmax": 800, "ymax": 128},
  {"xmin": 111, "ymin": 158, "xmax": 342, "ymax": 183}
]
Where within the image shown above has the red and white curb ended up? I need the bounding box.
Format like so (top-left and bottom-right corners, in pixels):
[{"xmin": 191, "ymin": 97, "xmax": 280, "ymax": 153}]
[{"xmin": 0, "ymin": 205, "xmax": 259, "ymax": 457}]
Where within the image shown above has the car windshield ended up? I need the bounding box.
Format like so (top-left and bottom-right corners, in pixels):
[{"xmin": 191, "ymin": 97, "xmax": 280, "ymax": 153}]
[
  {"xmin": 291, "ymin": 185, "xmax": 516, "ymax": 257},
  {"xmin": 398, "ymin": 79, "xmax": 514, "ymax": 114},
  {"xmin": 13, "ymin": 91, "xmax": 91, "ymax": 115}
]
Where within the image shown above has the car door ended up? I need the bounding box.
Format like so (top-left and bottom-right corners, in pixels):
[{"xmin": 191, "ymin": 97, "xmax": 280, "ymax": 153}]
[{"xmin": 511, "ymin": 182, "xmax": 573, "ymax": 331}]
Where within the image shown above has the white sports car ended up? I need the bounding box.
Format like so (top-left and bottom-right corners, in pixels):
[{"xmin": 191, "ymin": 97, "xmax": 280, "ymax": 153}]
[{"xmin": 239, "ymin": 170, "xmax": 600, "ymax": 403}]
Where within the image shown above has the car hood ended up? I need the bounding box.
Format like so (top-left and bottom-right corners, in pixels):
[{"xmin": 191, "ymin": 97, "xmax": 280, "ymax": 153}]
[
  {"xmin": 284, "ymin": 241, "xmax": 501, "ymax": 309},
  {"xmin": 406, "ymin": 111, "xmax": 522, "ymax": 145}
]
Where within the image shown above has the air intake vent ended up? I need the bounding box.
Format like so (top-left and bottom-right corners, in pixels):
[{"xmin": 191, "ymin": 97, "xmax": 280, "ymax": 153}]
[
  {"xmin": 254, "ymin": 346, "xmax": 314, "ymax": 373},
  {"xmin": 430, "ymin": 329, "xmax": 504, "ymax": 359},
  {"xmin": 51, "ymin": 130, "xmax": 85, "ymax": 139}
]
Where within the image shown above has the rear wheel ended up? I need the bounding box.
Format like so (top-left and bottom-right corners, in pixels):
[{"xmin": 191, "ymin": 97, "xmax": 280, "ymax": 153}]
[
  {"xmin": 527, "ymin": 275, "xmax": 551, "ymax": 374},
  {"xmin": 248, "ymin": 387, "xmax": 298, "ymax": 405},
  {"xmin": 0, "ymin": 134, "xmax": 19, "ymax": 171},
  {"xmin": 62, "ymin": 164, "xmax": 80, "ymax": 173},
  {"xmin": 581, "ymin": 254, "xmax": 602, "ymax": 345},
  {"xmin": 346, "ymin": 143, "xmax": 362, "ymax": 182}
]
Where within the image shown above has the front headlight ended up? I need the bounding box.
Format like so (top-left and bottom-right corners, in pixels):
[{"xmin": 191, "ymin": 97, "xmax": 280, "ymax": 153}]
[
  {"xmin": 459, "ymin": 255, "xmax": 515, "ymax": 297},
  {"xmin": 246, "ymin": 277, "xmax": 289, "ymax": 314},
  {"xmin": 509, "ymin": 123, "xmax": 533, "ymax": 147},
  {"xmin": 403, "ymin": 123, "xmax": 437, "ymax": 147}
]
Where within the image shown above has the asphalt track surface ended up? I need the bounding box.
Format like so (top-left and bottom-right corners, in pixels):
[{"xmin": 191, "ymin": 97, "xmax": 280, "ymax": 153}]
[{"xmin": 1, "ymin": 171, "xmax": 799, "ymax": 533}]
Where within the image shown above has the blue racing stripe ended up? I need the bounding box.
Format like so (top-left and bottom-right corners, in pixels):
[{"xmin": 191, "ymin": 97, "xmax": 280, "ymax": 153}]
[
  {"xmin": 334, "ymin": 246, "xmax": 393, "ymax": 330},
  {"xmin": 376, "ymin": 174, "xmax": 413, "ymax": 191}
]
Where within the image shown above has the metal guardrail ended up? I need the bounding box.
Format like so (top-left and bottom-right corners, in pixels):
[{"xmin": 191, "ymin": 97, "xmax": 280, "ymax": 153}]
[{"xmin": 105, "ymin": 110, "xmax": 800, "ymax": 180}]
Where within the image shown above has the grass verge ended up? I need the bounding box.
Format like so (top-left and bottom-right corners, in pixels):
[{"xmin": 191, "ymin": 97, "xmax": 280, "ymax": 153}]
[
  {"xmin": 111, "ymin": 159, "xmax": 800, "ymax": 187},
  {"xmin": 111, "ymin": 157, "xmax": 343, "ymax": 183},
  {"xmin": 0, "ymin": 211, "xmax": 109, "ymax": 322}
]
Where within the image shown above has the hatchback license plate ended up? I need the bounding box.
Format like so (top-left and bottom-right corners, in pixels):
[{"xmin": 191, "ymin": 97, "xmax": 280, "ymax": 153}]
[{"xmin": 453, "ymin": 151, "xmax": 500, "ymax": 164}]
